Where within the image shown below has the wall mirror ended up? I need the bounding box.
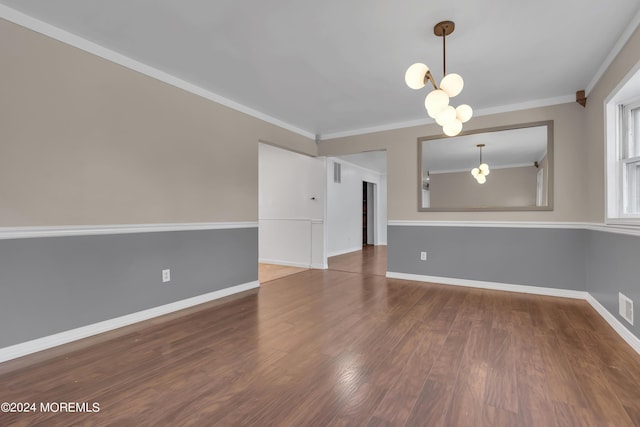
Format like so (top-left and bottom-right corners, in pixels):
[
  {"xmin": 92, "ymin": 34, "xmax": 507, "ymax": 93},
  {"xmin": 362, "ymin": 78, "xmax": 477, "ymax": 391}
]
[{"xmin": 418, "ymin": 120, "xmax": 553, "ymax": 211}]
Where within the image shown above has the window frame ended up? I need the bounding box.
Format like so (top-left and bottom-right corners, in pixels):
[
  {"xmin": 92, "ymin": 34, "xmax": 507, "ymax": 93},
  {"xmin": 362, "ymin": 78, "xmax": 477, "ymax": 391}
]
[
  {"xmin": 607, "ymin": 94, "xmax": 640, "ymax": 225},
  {"xmin": 621, "ymin": 101, "xmax": 640, "ymax": 216}
]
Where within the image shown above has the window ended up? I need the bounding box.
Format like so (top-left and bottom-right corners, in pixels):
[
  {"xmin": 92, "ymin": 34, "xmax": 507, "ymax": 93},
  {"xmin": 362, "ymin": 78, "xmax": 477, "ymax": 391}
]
[
  {"xmin": 606, "ymin": 62, "xmax": 640, "ymax": 224},
  {"xmin": 621, "ymin": 101, "xmax": 640, "ymax": 215}
]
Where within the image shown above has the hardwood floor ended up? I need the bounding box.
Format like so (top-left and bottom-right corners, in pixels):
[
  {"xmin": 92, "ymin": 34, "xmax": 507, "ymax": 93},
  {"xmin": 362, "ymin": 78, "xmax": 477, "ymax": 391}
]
[
  {"xmin": 259, "ymin": 263, "xmax": 308, "ymax": 284},
  {"xmin": 328, "ymin": 245, "xmax": 387, "ymax": 276},
  {"xmin": 1, "ymin": 249, "xmax": 640, "ymax": 426}
]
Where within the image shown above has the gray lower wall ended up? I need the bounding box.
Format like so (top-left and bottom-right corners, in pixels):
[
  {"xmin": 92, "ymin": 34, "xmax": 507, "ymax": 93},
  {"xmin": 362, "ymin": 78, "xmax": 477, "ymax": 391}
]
[
  {"xmin": 0, "ymin": 227, "xmax": 257, "ymax": 348},
  {"xmin": 388, "ymin": 226, "xmax": 587, "ymax": 290},
  {"xmin": 586, "ymin": 230, "xmax": 640, "ymax": 339},
  {"xmin": 4, "ymin": 224, "xmax": 639, "ymax": 350}
]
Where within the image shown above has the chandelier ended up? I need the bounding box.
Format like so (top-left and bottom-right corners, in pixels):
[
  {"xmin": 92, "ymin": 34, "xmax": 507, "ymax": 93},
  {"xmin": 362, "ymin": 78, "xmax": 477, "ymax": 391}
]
[
  {"xmin": 405, "ymin": 21, "xmax": 472, "ymax": 136},
  {"xmin": 471, "ymin": 144, "xmax": 490, "ymax": 184}
]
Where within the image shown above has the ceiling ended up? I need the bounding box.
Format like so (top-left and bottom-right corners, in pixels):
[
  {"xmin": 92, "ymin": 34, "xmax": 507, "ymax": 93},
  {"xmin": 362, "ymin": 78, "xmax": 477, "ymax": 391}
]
[
  {"xmin": 336, "ymin": 151, "xmax": 387, "ymax": 174},
  {"xmin": 1, "ymin": 0, "xmax": 639, "ymax": 139}
]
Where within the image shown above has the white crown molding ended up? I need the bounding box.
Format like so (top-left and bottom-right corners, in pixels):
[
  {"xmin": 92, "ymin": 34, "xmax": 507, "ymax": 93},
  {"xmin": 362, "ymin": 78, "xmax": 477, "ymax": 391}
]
[
  {"xmin": 321, "ymin": 118, "xmax": 435, "ymax": 141},
  {"xmin": 586, "ymin": 7, "xmax": 640, "ymax": 95},
  {"xmin": 0, "ymin": 222, "xmax": 258, "ymax": 240},
  {"xmin": 386, "ymin": 272, "xmax": 587, "ymax": 299},
  {"xmin": 0, "ymin": 280, "xmax": 260, "ymax": 363},
  {"xmin": 319, "ymin": 95, "xmax": 574, "ymax": 141},
  {"xmin": 3, "ymin": 2, "xmax": 637, "ymax": 143},
  {"xmin": 0, "ymin": 5, "xmax": 316, "ymax": 141},
  {"xmin": 471, "ymin": 95, "xmax": 575, "ymax": 118}
]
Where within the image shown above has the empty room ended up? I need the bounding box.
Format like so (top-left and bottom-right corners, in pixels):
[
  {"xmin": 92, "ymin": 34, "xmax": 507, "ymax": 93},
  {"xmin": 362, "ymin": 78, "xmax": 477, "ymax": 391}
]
[{"xmin": 2, "ymin": 1, "xmax": 640, "ymax": 426}]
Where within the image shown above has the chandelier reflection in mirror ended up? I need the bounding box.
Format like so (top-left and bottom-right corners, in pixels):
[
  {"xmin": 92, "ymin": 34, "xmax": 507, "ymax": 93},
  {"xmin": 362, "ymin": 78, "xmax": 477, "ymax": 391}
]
[
  {"xmin": 405, "ymin": 21, "xmax": 472, "ymax": 136},
  {"xmin": 471, "ymin": 144, "xmax": 490, "ymax": 184}
]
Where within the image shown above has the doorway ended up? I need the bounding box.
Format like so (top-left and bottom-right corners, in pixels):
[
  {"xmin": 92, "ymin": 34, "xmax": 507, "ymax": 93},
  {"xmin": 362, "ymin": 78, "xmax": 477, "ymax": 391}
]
[
  {"xmin": 362, "ymin": 181, "xmax": 375, "ymax": 246},
  {"xmin": 258, "ymin": 143, "xmax": 326, "ymax": 283}
]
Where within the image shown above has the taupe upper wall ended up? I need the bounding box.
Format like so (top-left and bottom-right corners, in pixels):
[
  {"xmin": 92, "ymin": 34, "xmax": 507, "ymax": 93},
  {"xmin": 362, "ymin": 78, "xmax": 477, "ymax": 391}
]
[
  {"xmin": 429, "ymin": 166, "xmax": 539, "ymax": 209},
  {"xmin": 319, "ymin": 103, "xmax": 587, "ymax": 221},
  {"xmin": 0, "ymin": 19, "xmax": 316, "ymax": 226},
  {"xmin": 584, "ymin": 25, "xmax": 640, "ymax": 222}
]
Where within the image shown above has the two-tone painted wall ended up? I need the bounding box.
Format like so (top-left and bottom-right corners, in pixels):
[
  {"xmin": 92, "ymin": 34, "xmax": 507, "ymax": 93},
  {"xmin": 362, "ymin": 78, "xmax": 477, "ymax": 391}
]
[
  {"xmin": 318, "ymin": 23, "xmax": 640, "ymax": 352},
  {"xmin": 0, "ymin": 16, "xmax": 317, "ymax": 361}
]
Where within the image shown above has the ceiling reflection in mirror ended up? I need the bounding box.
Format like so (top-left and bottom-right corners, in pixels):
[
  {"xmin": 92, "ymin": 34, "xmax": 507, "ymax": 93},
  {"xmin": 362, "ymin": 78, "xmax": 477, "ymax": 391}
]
[{"xmin": 418, "ymin": 121, "xmax": 553, "ymax": 211}]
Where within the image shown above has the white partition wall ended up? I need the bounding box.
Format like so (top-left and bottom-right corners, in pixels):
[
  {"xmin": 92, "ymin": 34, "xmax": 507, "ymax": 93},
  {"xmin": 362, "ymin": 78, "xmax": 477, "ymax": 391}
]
[
  {"xmin": 327, "ymin": 157, "xmax": 387, "ymax": 257},
  {"xmin": 258, "ymin": 143, "xmax": 326, "ymax": 268}
]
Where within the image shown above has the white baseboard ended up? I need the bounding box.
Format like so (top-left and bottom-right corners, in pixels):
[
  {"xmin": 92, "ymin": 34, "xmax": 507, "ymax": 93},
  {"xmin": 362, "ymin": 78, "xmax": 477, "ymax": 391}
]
[
  {"xmin": 385, "ymin": 272, "xmax": 587, "ymax": 299},
  {"xmin": 311, "ymin": 262, "xmax": 328, "ymax": 270},
  {"xmin": 0, "ymin": 280, "xmax": 259, "ymax": 363},
  {"xmin": 259, "ymin": 258, "xmax": 310, "ymax": 268},
  {"xmin": 328, "ymin": 246, "xmax": 363, "ymax": 258},
  {"xmin": 585, "ymin": 294, "xmax": 640, "ymax": 355}
]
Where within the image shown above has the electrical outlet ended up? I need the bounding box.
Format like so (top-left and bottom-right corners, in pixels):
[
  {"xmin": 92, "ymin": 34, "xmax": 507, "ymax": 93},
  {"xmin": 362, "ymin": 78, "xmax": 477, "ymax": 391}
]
[
  {"xmin": 162, "ymin": 269, "xmax": 171, "ymax": 283},
  {"xmin": 420, "ymin": 251, "xmax": 427, "ymax": 261},
  {"xmin": 619, "ymin": 292, "xmax": 634, "ymax": 325}
]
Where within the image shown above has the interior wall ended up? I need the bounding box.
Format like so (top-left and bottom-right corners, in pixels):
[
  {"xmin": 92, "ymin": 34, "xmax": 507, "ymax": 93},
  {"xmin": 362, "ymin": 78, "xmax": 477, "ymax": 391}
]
[
  {"xmin": 0, "ymin": 228, "xmax": 258, "ymax": 349},
  {"xmin": 0, "ymin": 18, "xmax": 315, "ymax": 353},
  {"xmin": 0, "ymin": 18, "xmax": 316, "ymax": 226},
  {"xmin": 388, "ymin": 225, "xmax": 587, "ymax": 291},
  {"xmin": 377, "ymin": 174, "xmax": 388, "ymax": 244},
  {"xmin": 318, "ymin": 22, "xmax": 640, "ymax": 347},
  {"xmin": 584, "ymin": 24, "xmax": 640, "ymax": 223},
  {"xmin": 327, "ymin": 159, "xmax": 387, "ymax": 256},
  {"xmin": 579, "ymin": 23, "xmax": 640, "ymax": 342},
  {"xmin": 318, "ymin": 102, "xmax": 586, "ymax": 222},
  {"xmin": 585, "ymin": 230, "xmax": 640, "ymax": 339},
  {"xmin": 366, "ymin": 182, "xmax": 375, "ymax": 244},
  {"xmin": 258, "ymin": 143, "xmax": 325, "ymax": 268}
]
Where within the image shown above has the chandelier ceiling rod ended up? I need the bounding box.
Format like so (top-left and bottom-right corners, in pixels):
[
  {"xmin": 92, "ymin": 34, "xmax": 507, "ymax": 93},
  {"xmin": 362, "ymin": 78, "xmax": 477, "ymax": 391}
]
[
  {"xmin": 405, "ymin": 20, "xmax": 471, "ymax": 137},
  {"xmin": 443, "ymin": 29, "xmax": 446, "ymax": 76}
]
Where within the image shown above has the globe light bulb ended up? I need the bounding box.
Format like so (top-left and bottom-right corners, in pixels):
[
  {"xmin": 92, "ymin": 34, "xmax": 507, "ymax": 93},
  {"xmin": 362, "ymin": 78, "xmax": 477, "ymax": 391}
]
[
  {"xmin": 456, "ymin": 104, "xmax": 473, "ymax": 123},
  {"xmin": 471, "ymin": 168, "xmax": 479, "ymax": 177},
  {"xmin": 443, "ymin": 119, "xmax": 463, "ymax": 136},
  {"xmin": 425, "ymin": 90, "xmax": 450, "ymax": 118},
  {"xmin": 405, "ymin": 63, "xmax": 429, "ymax": 90},
  {"xmin": 479, "ymin": 163, "xmax": 489, "ymax": 172},
  {"xmin": 435, "ymin": 106, "xmax": 456, "ymax": 126},
  {"xmin": 440, "ymin": 73, "xmax": 464, "ymax": 97},
  {"xmin": 477, "ymin": 174, "xmax": 486, "ymax": 184}
]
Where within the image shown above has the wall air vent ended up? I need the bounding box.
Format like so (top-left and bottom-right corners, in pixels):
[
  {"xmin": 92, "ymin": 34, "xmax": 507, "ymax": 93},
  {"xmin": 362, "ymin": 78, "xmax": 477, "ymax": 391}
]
[
  {"xmin": 333, "ymin": 162, "xmax": 342, "ymax": 183},
  {"xmin": 619, "ymin": 292, "xmax": 634, "ymax": 325}
]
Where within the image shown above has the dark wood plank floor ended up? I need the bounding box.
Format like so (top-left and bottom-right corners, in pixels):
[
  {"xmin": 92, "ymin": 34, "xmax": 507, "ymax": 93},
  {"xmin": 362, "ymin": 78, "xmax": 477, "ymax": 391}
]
[
  {"xmin": 1, "ymin": 248, "xmax": 640, "ymax": 426},
  {"xmin": 328, "ymin": 245, "xmax": 387, "ymax": 276}
]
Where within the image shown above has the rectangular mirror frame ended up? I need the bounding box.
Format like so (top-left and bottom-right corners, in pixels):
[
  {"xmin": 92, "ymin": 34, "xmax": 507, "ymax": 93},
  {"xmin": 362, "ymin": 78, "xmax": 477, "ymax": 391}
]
[{"xmin": 417, "ymin": 120, "xmax": 554, "ymax": 212}]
